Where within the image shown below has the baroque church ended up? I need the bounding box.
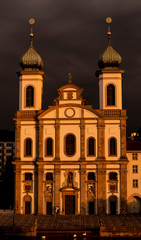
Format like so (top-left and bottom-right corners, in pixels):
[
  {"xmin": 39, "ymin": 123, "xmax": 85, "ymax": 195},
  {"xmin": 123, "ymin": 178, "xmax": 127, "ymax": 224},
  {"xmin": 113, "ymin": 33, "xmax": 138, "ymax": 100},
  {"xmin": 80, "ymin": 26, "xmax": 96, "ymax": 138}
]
[{"xmin": 13, "ymin": 20, "xmax": 128, "ymax": 215}]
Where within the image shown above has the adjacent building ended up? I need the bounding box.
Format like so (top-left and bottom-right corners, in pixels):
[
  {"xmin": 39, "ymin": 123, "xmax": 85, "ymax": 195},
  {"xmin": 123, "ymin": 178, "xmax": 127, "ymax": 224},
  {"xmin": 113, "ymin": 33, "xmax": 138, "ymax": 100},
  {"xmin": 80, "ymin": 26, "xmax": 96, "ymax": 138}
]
[{"xmin": 0, "ymin": 130, "xmax": 15, "ymax": 177}]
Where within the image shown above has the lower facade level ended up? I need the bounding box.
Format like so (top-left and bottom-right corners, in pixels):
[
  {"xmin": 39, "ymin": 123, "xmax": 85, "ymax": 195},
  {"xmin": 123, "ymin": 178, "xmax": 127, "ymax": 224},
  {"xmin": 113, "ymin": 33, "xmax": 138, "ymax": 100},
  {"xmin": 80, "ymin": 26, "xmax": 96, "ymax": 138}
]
[{"xmin": 14, "ymin": 161, "xmax": 128, "ymax": 215}]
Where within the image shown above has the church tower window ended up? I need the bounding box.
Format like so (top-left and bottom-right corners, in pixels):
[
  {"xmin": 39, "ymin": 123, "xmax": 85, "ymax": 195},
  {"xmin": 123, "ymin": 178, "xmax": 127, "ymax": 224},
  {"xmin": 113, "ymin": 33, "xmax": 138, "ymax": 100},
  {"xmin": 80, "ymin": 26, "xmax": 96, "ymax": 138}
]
[
  {"xmin": 26, "ymin": 86, "xmax": 34, "ymax": 107},
  {"xmin": 65, "ymin": 134, "xmax": 76, "ymax": 156},
  {"xmin": 109, "ymin": 137, "xmax": 117, "ymax": 156},
  {"xmin": 25, "ymin": 138, "xmax": 32, "ymax": 156},
  {"xmin": 107, "ymin": 84, "xmax": 115, "ymax": 106},
  {"xmin": 88, "ymin": 137, "xmax": 95, "ymax": 156},
  {"xmin": 46, "ymin": 138, "xmax": 53, "ymax": 156}
]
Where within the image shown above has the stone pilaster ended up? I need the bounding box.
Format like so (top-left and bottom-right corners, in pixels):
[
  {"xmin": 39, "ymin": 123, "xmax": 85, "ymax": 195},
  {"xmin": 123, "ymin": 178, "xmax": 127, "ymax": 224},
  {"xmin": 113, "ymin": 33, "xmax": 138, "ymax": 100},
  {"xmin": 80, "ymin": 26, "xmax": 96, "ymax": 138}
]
[
  {"xmin": 15, "ymin": 120, "xmax": 21, "ymax": 160},
  {"xmin": 55, "ymin": 119, "xmax": 60, "ymax": 161},
  {"xmin": 97, "ymin": 164, "xmax": 106, "ymax": 214},
  {"xmin": 38, "ymin": 165, "xmax": 44, "ymax": 214},
  {"xmin": 15, "ymin": 164, "xmax": 21, "ymax": 213},
  {"xmin": 97, "ymin": 119, "xmax": 105, "ymax": 160},
  {"xmin": 80, "ymin": 164, "xmax": 86, "ymax": 214},
  {"xmin": 39, "ymin": 122, "xmax": 43, "ymax": 161},
  {"xmin": 120, "ymin": 164, "xmax": 127, "ymax": 213},
  {"xmin": 80, "ymin": 109, "xmax": 85, "ymax": 161},
  {"xmin": 54, "ymin": 165, "xmax": 61, "ymax": 211},
  {"xmin": 120, "ymin": 119, "xmax": 127, "ymax": 160}
]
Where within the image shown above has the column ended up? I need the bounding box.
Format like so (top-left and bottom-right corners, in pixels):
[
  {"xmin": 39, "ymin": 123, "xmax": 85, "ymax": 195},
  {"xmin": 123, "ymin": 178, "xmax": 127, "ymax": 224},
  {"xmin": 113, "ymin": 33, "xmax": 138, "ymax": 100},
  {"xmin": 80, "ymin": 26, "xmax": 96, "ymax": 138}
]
[
  {"xmin": 80, "ymin": 164, "xmax": 86, "ymax": 214},
  {"xmin": 120, "ymin": 119, "xmax": 127, "ymax": 160},
  {"xmin": 54, "ymin": 165, "xmax": 61, "ymax": 212},
  {"xmin": 120, "ymin": 164, "xmax": 127, "ymax": 213},
  {"xmin": 39, "ymin": 122, "xmax": 43, "ymax": 161},
  {"xmin": 15, "ymin": 164, "xmax": 21, "ymax": 213},
  {"xmin": 15, "ymin": 121, "xmax": 21, "ymax": 161},
  {"xmin": 38, "ymin": 164, "xmax": 44, "ymax": 214},
  {"xmin": 55, "ymin": 119, "xmax": 60, "ymax": 161},
  {"xmin": 97, "ymin": 119, "xmax": 105, "ymax": 160},
  {"xmin": 97, "ymin": 164, "xmax": 106, "ymax": 214},
  {"xmin": 80, "ymin": 109, "xmax": 85, "ymax": 161},
  {"xmin": 97, "ymin": 119, "xmax": 106, "ymax": 214}
]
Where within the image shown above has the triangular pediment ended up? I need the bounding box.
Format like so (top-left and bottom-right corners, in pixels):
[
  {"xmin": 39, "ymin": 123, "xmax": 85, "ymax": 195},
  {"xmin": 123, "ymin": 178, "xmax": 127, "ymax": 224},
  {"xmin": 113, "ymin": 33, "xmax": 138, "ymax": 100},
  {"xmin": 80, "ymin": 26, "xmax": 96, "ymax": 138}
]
[{"xmin": 38, "ymin": 104, "xmax": 102, "ymax": 120}]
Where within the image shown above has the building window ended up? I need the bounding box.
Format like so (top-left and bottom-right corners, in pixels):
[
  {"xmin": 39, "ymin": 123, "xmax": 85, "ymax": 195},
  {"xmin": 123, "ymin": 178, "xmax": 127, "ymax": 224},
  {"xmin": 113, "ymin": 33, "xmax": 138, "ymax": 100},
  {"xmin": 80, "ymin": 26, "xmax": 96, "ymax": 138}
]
[
  {"xmin": 133, "ymin": 165, "xmax": 138, "ymax": 173},
  {"xmin": 107, "ymin": 84, "xmax": 115, "ymax": 106},
  {"xmin": 132, "ymin": 153, "xmax": 138, "ymax": 160},
  {"xmin": 109, "ymin": 137, "xmax": 117, "ymax": 156},
  {"xmin": 46, "ymin": 172, "xmax": 53, "ymax": 181},
  {"xmin": 133, "ymin": 179, "xmax": 138, "ymax": 188},
  {"xmin": 26, "ymin": 86, "xmax": 34, "ymax": 107},
  {"xmin": 88, "ymin": 172, "xmax": 95, "ymax": 181},
  {"xmin": 46, "ymin": 138, "xmax": 53, "ymax": 156},
  {"xmin": 109, "ymin": 172, "xmax": 117, "ymax": 181},
  {"xmin": 25, "ymin": 138, "xmax": 32, "ymax": 156},
  {"xmin": 88, "ymin": 138, "xmax": 95, "ymax": 156},
  {"xmin": 65, "ymin": 134, "xmax": 76, "ymax": 156},
  {"xmin": 25, "ymin": 173, "xmax": 32, "ymax": 181}
]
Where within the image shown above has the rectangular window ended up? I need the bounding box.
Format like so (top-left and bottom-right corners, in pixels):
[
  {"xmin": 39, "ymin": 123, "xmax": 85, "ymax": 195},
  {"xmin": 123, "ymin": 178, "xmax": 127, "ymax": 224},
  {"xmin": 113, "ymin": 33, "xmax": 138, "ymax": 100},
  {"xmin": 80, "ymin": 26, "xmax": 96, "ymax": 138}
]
[
  {"xmin": 25, "ymin": 173, "xmax": 32, "ymax": 181},
  {"xmin": 133, "ymin": 179, "xmax": 138, "ymax": 188},
  {"xmin": 133, "ymin": 165, "xmax": 138, "ymax": 173},
  {"xmin": 132, "ymin": 153, "xmax": 138, "ymax": 160}
]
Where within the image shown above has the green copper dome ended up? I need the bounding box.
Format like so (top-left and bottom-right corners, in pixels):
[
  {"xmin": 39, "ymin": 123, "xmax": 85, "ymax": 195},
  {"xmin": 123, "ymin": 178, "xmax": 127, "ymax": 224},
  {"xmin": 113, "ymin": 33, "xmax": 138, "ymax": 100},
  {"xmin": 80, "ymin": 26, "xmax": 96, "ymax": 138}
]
[
  {"xmin": 98, "ymin": 32, "xmax": 122, "ymax": 69},
  {"xmin": 20, "ymin": 36, "xmax": 43, "ymax": 71}
]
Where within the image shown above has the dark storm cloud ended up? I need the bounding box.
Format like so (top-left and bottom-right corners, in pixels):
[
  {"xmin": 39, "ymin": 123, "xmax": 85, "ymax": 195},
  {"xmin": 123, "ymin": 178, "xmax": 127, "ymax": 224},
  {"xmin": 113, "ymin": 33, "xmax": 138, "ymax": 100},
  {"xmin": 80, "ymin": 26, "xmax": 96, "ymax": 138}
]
[{"xmin": 0, "ymin": 0, "xmax": 141, "ymax": 134}]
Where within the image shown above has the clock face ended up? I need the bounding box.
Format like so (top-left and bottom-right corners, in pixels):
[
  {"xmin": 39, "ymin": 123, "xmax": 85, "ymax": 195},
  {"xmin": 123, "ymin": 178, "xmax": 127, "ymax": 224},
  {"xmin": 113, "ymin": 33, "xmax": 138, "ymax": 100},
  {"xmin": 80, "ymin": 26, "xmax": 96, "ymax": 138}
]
[
  {"xmin": 29, "ymin": 18, "xmax": 35, "ymax": 25},
  {"xmin": 65, "ymin": 108, "xmax": 75, "ymax": 118}
]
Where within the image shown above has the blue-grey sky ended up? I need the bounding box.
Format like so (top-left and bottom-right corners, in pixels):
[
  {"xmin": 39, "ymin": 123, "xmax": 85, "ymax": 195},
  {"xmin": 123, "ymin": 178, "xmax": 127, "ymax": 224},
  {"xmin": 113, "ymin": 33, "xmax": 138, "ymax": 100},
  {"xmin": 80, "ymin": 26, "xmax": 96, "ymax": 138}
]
[{"xmin": 0, "ymin": 0, "xmax": 141, "ymax": 135}]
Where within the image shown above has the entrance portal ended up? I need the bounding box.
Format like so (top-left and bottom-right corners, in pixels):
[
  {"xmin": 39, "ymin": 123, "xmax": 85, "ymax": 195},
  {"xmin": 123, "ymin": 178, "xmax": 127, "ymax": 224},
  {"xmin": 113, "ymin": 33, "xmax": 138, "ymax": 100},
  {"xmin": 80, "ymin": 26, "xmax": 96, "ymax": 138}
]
[
  {"xmin": 46, "ymin": 202, "xmax": 52, "ymax": 215},
  {"xmin": 65, "ymin": 195, "xmax": 75, "ymax": 215},
  {"xmin": 109, "ymin": 195, "xmax": 117, "ymax": 214},
  {"xmin": 89, "ymin": 201, "xmax": 95, "ymax": 214},
  {"xmin": 25, "ymin": 201, "xmax": 31, "ymax": 214}
]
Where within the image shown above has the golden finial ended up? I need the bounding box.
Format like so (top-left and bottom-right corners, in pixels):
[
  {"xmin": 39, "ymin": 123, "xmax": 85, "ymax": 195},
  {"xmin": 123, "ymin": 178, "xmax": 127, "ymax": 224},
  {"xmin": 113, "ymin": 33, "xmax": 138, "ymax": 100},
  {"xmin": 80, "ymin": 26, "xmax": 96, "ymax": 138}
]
[
  {"xmin": 29, "ymin": 18, "xmax": 35, "ymax": 43},
  {"xmin": 106, "ymin": 17, "xmax": 112, "ymax": 45},
  {"xmin": 68, "ymin": 73, "xmax": 72, "ymax": 84}
]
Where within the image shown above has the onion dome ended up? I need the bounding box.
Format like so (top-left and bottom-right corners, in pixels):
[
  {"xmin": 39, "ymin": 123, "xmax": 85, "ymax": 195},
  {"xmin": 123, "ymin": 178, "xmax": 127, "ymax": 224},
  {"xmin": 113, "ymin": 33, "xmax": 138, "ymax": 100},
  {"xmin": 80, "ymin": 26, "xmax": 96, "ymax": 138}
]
[
  {"xmin": 98, "ymin": 18, "xmax": 122, "ymax": 69},
  {"xmin": 19, "ymin": 19, "xmax": 43, "ymax": 71}
]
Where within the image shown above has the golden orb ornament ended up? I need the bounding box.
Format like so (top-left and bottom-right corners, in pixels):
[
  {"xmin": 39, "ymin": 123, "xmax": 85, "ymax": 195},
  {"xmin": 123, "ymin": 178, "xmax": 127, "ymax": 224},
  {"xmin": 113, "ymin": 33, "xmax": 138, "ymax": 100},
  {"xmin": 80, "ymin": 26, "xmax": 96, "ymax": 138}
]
[{"xmin": 106, "ymin": 17, "xmax": 112, "ymax": 24}]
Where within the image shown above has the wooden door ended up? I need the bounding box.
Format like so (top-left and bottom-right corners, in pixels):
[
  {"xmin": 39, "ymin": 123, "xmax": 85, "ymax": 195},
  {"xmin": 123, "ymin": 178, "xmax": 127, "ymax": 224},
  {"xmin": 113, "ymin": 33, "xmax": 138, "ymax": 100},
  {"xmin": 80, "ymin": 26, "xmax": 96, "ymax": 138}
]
[
  {"xmin": 65, "ymin": 195, "xmax": 75, "ymax": 215},
  {"xmin": 89, "ymin": 201, "xmax": 94, "ymax": 214},
  {"xmin": 110, "ymin": 200, "xmax": 116, "ymax": 214},
  {"xmin": 25, "ymin": 201, "xmax": 31, "ymax": 214},
  {"xmin": 46, "ymin": 202, "xmax": 52, "ymax": 215}
]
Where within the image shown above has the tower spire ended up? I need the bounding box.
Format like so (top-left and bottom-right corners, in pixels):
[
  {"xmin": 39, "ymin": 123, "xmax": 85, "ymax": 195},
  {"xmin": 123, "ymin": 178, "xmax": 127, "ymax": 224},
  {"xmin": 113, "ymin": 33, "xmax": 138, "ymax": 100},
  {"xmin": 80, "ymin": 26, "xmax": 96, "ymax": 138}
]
[
  {"xmin": 29, "ymin": 18, "xmax": 35, "ymax": 47},
  {"xmin": 106, "ymin": 17, "xmax": 112, "ymax": 46}
]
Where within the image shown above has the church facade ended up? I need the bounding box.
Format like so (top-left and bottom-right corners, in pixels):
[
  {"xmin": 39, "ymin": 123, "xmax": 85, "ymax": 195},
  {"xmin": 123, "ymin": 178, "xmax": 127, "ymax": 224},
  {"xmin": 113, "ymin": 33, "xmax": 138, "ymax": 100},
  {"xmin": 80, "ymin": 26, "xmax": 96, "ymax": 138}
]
[{"xmin": 13, "ymin": 23, "xmax": 128, "ymax": 215}]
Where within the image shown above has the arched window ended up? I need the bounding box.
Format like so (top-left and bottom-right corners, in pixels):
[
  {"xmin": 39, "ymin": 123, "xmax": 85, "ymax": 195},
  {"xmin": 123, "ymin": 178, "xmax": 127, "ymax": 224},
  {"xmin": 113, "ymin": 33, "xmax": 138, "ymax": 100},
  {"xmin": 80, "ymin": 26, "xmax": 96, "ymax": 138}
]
[
  {"xmin": 46, "ymin": 138, "xmax": 53, "ymax": 156},
  {"xmin": 107, "ymin": 84, "xmax": 115, "ymax": 106},
  {"xmin": 46, "ymin": 172, "xmax": 53, "ymax": 181},
  {"xmin": 65, "ymin": 134, "xmax": 76, "ymax": 156},
  {"xmin": 109, "ymin": 138, "xmax": 117, "ymax": 156},
  {"xmin": 88, "ymin": 137, "xmax": 95, "ymax": 156},
  {"xmin": 67, "ymin": 172, "xmax": 73, "ymax": 185},
  {"xmin": 26, "ymin": 86, "xmax": 34, "ymax": 107},
  {"xmin": 109, "ymin": 172, "xmax": 117, "ymax": 181},
  {"xmin": 88, "ymin": 172, "xmax": 95, "ymax": 181},
  {"xmin": 25, "ymin": 138, "xmax": 32, "ymax": 156}
]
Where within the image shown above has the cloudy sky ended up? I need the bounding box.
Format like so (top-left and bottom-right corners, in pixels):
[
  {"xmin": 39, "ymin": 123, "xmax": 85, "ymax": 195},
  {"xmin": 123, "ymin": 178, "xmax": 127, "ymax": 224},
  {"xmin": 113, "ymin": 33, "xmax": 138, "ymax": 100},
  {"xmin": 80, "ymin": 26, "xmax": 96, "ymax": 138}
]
[{"xmin": 0, "ymin": 0, "xmax": 141, "ymax": 135}]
